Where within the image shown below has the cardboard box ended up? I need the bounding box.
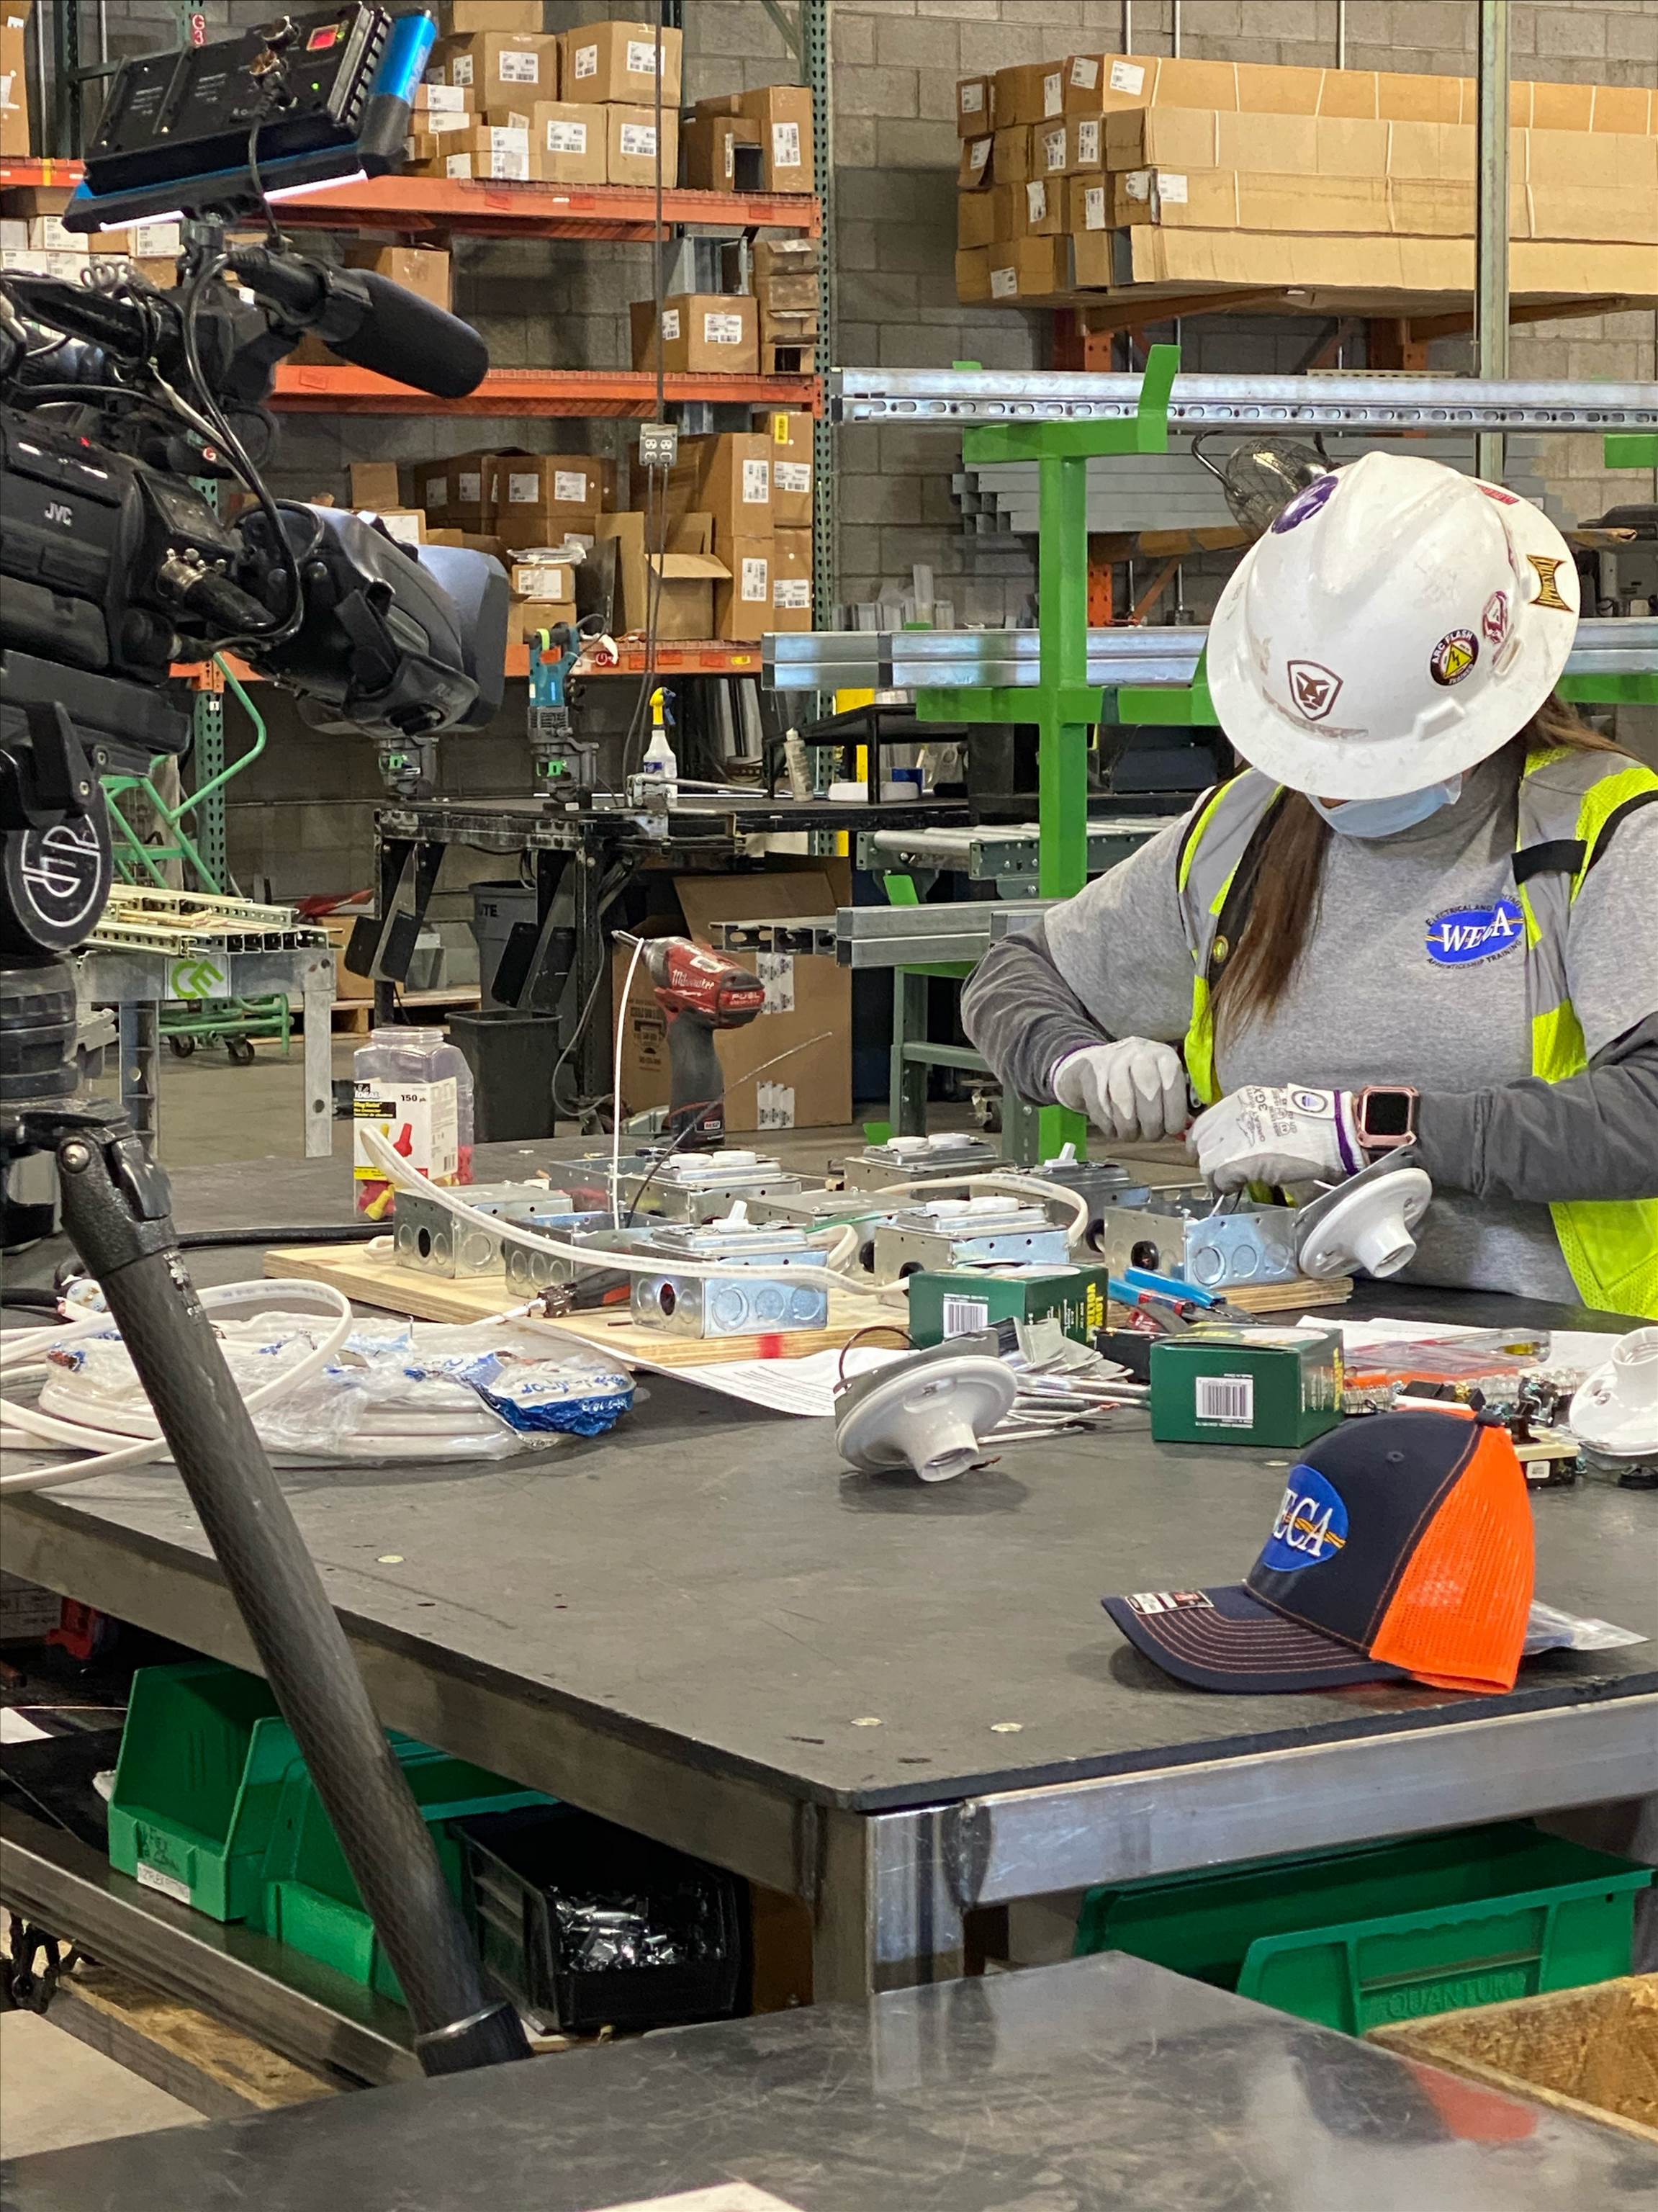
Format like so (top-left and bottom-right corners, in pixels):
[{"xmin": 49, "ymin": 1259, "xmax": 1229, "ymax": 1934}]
[
  {"xmin": 992, "ymin": 61, "xmax": 1067, "ymax": 130},
  {"xmin": 749, "ymin": 237, "xmax": 820, "ymax": 279},
  {"xmin": 667, "ymin": 432, "xmax": 773, "ymax": 542},
  {"xmin": 958, "ymin": 186, "xmax": 1003, "ymax": 250},
  {"xmin": 414, "ymin": 80, "xmax": 472, "ymax": 115},
  {"xmin": 1061, "ymin": 51, "xmax": 1158, "ymax": 117},
  {"xmin": 958, "ymin": 134, "xmax": 994, "ymax": 189},
  {"xmin": 595, "ymin": 511, "xmax": 726, "ymax": 639},
  {"xmin": 514, "ymin": 596, "xmax": 577, "ymax": 641},
  {"xmin": 1102, "ymin": 225, "xmax": 1658, "ymax": 299},
  {"xmin": 560, "ymin": 19, "xmax": 680, "ymax": 107},
  {"xmin": 605, "ymin": 103, "xmax": 677, "ymax": 186},
  {"xmin": 490, "ymin": 452, "xmax": 613, "ymax": 518},
  {"xmin": 510, "ymin": 557, "xmax": 577, "ymax": 599},
  {"xmin": 345, "ymin": 246, "xmax": 452, "ymax": 312},
  {"xmin": 440, "ymin": 123, "xmax": 531, "ymax": 179},
  {"xmin": 770, "ymin": 529, "xmax": 813, "ymax": 631},
  {"xmin": 630, "ymin": 293, "xmax": 759, "ymax": 374},
  {"xmin": 497, "ymin": 504, "xmax": 598, "ymax": 553},
  {"xmin": 435, "ymin": 30, "xmax": 557, "ymax": 104},
  {"xmin": 1374, "ymin": 67, "xmax": 1461, "ymax": 125},
  {"xmin": 1033, "ymin": 117, "xmax": 1070, "ymax": 181},
  {"xmin": 682, "ymin": 112, "xmax": 761, "ymax": 191},
  {"xmin": 739, "ymin": 86, "xmax": 813, "ymax": 193},
  {"xmin": 425, "ymin": 528, "xmax": 505, "ymax": 555},
  {"xmin": 1111, "ymin": 168, "xmax": 1397, "ymax": 236},
  {"xmin": 0, "ymin": 0, "xmax": 32, "ymax": 159},
  {"xmin": 991, "ymin": 124, "xmax": 1035, "ymax": 184},
  {"xmin": 985, "ymin": 235, "xmax": 1067, "ymax": 302},
  {"xmin": 368, "ymin": 508, "xmax": 425, "ymax": 549},
  {"xmin": 714, "ymin": 538, "xmax": 773, "ymax": 641},
  {"xmin": 1022, "ymin": 174, "xmax": 1065, "ymax": 238},
  {"xmin": 442, "ymin": 1, "xmax": 545, "ymax": 30},
  {"xmin": 1068, "ymin": 177, "xmax": 1109, "ymax": 235},
  {"xmin": 423, "ymin": 448, "xmax": 497, "ymax": 521},
  {"xmin": 1521, "ymin": 127, "xmax": 1657, "ymax": 198},
  {"xmin": 528, "ymin": 99, "xmax": 606, "ymax": 181},
  {"xmin": 955, "ymin": 246, "xmax": 991, "ymax": 305},
  {"xmin": 349, "ymin": 461, "xmax": 405, "ymax": 509},
  {"xmin": 668, "ymin": 870, "xmax": 850, "ymax": 1131},
  {"xmin": 956, "ymin": 73, "xmax": 991, "ymax": 137},
  {"xmin": 1066, "ymin": 114, "xmax": 1108, "ymax": 174},
  {"xmin": 753, "ymin": 409, "xmax": 813, "ymax": 526},
  {"xmin": 754, "ymin": 272, "xmax": 819, "ymax": 314}
]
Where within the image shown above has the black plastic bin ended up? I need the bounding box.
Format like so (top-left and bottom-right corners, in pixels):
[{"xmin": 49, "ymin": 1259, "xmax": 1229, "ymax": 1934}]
[
  {"xmin": 459, "ymin": 1804, "xmax": 747, "ymax": 2035},
  {"xmin": 448, "ymin": 1010, "xmax": 562, "ymax": 1143}
]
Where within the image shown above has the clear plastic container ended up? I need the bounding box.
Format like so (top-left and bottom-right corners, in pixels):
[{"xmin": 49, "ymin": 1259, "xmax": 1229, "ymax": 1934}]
[{"xmin": 353, "ymin": 1026, "xmax": 474, "ymax": 1216}]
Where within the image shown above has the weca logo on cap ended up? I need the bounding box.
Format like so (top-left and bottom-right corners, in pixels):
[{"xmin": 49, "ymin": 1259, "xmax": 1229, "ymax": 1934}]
[
  {"xmin": 1271, "ymin": 474, "xmax": 1339, "ymax": 534},
  {"xmin": 1258, "ymin": 1467, "xmax": 1348, "ymax": 1573}
]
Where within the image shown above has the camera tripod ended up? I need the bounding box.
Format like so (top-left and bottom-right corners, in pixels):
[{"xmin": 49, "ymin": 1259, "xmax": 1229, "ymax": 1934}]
[{"xmin": 2, "ymin": 1021, "xmax": 530, "ymax": 2076}]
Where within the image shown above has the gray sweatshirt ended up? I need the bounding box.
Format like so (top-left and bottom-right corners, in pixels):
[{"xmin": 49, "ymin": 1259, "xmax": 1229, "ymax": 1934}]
[{"xmin": 960, "ymin": 752, "xmax": 1658, "ymax": 1299}]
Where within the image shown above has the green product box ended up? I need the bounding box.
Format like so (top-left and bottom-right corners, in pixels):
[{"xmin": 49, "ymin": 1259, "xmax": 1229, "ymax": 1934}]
[
  {"xmin": 907, "ymin": 1265, "xmax": 1114, "ymax": 1349},
  {"xmin": 1150, "ymin": 1327, "xmax": 1344, "ymax": 1449}
]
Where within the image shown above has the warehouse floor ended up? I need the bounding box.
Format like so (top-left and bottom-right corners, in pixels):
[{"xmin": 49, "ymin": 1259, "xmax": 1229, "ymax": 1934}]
[{"xmin": 0, "ymin": 2014, "xmax": 199, "ymax": 2159}]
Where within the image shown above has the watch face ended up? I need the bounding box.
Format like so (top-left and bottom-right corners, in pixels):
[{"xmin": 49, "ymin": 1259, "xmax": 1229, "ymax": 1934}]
[{"xmin": 1364, "ymin": 1090, "xmax": 1413, "ymax": 1138}]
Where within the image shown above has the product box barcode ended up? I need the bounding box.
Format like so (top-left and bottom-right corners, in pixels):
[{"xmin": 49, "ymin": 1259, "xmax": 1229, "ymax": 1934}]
[
  {"xmin": 941, "ymin": 1295, "xmax": 991, "ymax": 1339},
  {"xmin": 1194, "ymin": 1374, "xmax": 1254, "ymax": 1427}
]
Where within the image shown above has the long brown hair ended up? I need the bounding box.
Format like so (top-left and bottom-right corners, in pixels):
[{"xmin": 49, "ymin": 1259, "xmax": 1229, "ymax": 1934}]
[{"xmin": 1209, "ymin": 694, "xmax": 1624, "ymax": 1049}]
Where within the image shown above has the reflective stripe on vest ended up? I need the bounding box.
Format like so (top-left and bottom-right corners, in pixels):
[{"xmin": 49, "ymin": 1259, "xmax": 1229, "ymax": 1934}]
[{"xmin": 1176, "ymin": 747, "xmax": 1658, "ymax": 1318}]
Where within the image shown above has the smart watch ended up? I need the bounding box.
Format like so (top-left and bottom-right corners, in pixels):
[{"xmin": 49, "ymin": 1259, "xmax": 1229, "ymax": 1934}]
[{"xmin": 1355, "ymin": 1084, "xmax": 1420, "ymax": 1155}]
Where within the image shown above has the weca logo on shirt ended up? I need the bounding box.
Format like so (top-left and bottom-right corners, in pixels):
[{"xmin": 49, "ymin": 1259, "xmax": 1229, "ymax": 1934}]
[{"xmin": 1425, "ymin": 897, "xmax": 1524, "ymax": 966}]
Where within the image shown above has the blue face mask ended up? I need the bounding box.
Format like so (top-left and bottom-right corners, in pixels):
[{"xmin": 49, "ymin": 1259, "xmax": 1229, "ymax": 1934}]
[{"xmin": 1309, "ymin": 775, "xmax": 1464, "ymax": 839}]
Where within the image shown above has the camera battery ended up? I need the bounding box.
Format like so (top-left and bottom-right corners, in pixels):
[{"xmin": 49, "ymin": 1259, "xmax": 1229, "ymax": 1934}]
[
  {"xmin": 1149, "ymin": 1328, "xmax": 1345, "ymax": 1449},
  {"xmin": 907, "ymin": 1264, "xmax": 1114, "ymax": 1349}
]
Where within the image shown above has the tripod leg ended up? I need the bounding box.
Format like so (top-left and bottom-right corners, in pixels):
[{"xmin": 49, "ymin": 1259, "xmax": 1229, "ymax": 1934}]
[{"xmin": 52, "ymin": 1122, "xmax": 528, "ymax": 2076}]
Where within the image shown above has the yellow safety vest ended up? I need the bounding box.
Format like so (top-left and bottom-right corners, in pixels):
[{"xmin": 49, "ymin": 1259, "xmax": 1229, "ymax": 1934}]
[{"xmin": 1175, "ymin": 747, "xmax": 1658, "ymax": 1318}]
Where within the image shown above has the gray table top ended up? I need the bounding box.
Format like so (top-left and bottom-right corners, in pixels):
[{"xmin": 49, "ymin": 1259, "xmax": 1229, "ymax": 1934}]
[
  {"xmin": 7, "ymin": 1145, "xmax": 1657, "ymax": 1812},
  {"xmin": 4, "ymin": 1953, "xmax": 1652, "ymax": 2211}
]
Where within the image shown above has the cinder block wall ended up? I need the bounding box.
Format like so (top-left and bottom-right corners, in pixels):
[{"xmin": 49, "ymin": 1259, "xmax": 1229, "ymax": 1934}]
[{"xmin": 79, "ymin": 1, "xmax": 1658, "ymax": 891}]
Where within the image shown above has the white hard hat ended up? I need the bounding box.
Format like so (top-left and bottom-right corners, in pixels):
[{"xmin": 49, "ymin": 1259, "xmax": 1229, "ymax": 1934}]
[{"xmin": 1207, "ymin": 451, "xmax": 1580, "ymax": 801}]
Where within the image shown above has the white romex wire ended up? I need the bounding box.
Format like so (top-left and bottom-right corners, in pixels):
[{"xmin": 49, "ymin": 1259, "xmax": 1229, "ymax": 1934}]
[{"xmin": 0, "ymin": 1279, "xmax": 354, "ymax": 1495}]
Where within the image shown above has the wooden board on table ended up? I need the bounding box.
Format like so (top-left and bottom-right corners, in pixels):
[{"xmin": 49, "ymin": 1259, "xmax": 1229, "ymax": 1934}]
[
  {"xmin": 262, "ymin": 1241, "xmax": 885, "ymax": 1363},
  {"xmin": 1227, "ymin": 1274, "xmax": 1351, "ymax": 1312}
]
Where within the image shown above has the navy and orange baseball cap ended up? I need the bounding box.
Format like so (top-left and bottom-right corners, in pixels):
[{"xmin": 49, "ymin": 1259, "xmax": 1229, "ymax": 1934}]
[{"xmin": 1103, "ymin": 1408, "xmax": 1534, "ymax": 1696}]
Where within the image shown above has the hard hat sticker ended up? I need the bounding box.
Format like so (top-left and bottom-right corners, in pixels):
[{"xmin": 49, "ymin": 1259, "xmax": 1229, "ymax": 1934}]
[
  {"xmin": 1481, "ymin": 590, "xmax": 1509, "ymax": 645},
  {"xmin": 1270, "ymin": 473, "xmax": 1339, "ymax": 534},
  {"xmin": 1429, "ymin": 629, "xmax": 1478, "ymax": 686},
  {"xmin": 1527, "ymin": 554, "xmax": 1572, "ymax": 613},
  {"xmin": 1286, "ymin": 659, "xmax": 1343, "ymax": 721}
]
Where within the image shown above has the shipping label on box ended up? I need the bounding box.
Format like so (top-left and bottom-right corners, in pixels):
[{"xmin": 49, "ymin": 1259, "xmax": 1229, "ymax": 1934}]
[
  {"xmin": 740, "ymin": 456, "xmax": 770, "ymax": 504},
  {"xmin": 739, "ymin": 554, "xmax": 769, "ymax": 603},
  {"xmin": 757, "ymin": 951, "xmax": 795, "ymax": 1014},
  {"xmin": 771, "ymin": 117, "xmax": 803, "ymax": 173},
  {"xmin": 754, "ymin": 1082, "xmax": 796, "ymax": 1130},
  {"xmin": 1039, "ymin": 122, "xmax": 1068, "ymax": 176},
  {"xmin": 774, "ymin": 459, "xmax": 811, "ymax": 496},
  {"xmin": 705, "ymin": 309, "xmax": 747, "ymax": 346},
  {"xmin": 544, "ymin": 111, "xmax": 588, "ymax": 152},
  {"xmin": 960, "ymin": 135, "xmax": 993, "ymax": 186},
  {"xmin": 957, "ymin": 75, "xmax": 989, "ymax": 135},
  {"xmin": 1069, "ymin": 117, "xmax": 1104, "ymax": 172}
]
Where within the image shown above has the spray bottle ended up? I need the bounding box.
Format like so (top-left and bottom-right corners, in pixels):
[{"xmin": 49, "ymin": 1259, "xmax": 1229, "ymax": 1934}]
[{"xmin": 639, "ymin": 686, "xmax": 678, "ymax": 803}]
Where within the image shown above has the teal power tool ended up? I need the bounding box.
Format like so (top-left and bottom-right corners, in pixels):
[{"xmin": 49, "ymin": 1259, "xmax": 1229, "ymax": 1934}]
[{"xmin": 528, "ymin": 620, "xmax": 607, "ymax": 793}]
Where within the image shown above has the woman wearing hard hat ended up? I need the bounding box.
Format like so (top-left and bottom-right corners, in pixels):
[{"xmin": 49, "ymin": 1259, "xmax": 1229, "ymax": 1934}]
[{"xmin": 963, "ymin": 452, "xmax": 1658, "ymax": 1316}]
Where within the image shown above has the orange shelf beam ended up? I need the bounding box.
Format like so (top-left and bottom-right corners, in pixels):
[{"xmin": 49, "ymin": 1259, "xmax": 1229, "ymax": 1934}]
[
  {"xmin": 504, "ymin": 640, "xmax": 767, "ymax": 678},
  {"xmin": 275, "ymin": 175, "xmax": 820, "ymax": 241},
  {"xmin": 274, "ymin": 364, "xmax": 820, "ymax": 416}
]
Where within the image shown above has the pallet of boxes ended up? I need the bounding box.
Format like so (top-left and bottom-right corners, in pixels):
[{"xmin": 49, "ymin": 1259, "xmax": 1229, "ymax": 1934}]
[
  {"xmin": 956, "ymin": 53, "xmax": 1658, "ymax": 310},
  {"xmin": 407, "ymin": 6, "xmax": 681, "ymax": 186}
]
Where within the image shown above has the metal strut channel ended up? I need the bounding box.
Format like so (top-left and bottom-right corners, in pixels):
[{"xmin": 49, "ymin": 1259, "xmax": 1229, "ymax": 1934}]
[
  {"xmin": 767, "ymin": 616, "xmax": 1658, "ymax": 694},
  {"xmin": 830, "ymin": 369, "xmax": 1658, "ymax": 431}
]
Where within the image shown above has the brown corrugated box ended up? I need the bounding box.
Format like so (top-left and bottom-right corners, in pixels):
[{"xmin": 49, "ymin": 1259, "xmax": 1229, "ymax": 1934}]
[
  {"xmin": 595, "ymin": 511, "xmax": 727, "ymax": 640},
  {"xmin": 349, "ymin": 462, "xmax": 405, "ymax": 510},
  {"xmin": 681, "ymin": 112, "xmax": 761, "ymax": 191},
  {"xmin": 422, "ymin": 448, "xmax": 497, "ymax": 522},
  {"xmin": 604, "ymin": 104, "xmax": 677, "ymax": 186},
  {"xmin": 985, "ymin": 235, "xmax": 1068, "ymax": 302},
  {"xmin": 514, "ymin": 597, "xmax": 577, "ymax": 641},
  {"xmin": 344, "ymin": 245, "xmax": 452, "ymax": 311},
  {"xmin": 957, "ymin": 73, "xmax": 991, "ymax": 138},
  {"xmin": 991, "ymin": 125, "xmax": 1035, "ymax": 184},
  {"xmin": 691, "ymin": 86, "xmax": 813, "ymax": 192},
  {"xmin": 559, "ymin": 19, "xmax": 680, "ymax": 105},
  {"xmin": 1060, "ymin": 52, "xmax": 1160, "ymax": 119},
  {"xmin": 753, "ymin": 410, "xmax": 813, "ymax": 527},
  {"xmin": 1083, "ymin": 225, "xmax": 1658, "ymax": 297},
  {"xmin": 665, "ymin": 432, "xmax": 774, "ymax": 543},
  {"xmin": 433, "ymin": 30, "xmax": 557, "ymax": 103},
  {"xmin": 528, "ymin": 100, "xmax": 605, "ymax": 182},
  {"xmin": 489, "ymin": 453, "xmax": 615, "ymax": 516},
  {"xmin": 438, "ymin": 123, "xmax": 530, "ymax": 179},
  {"xmin": 992, "ymin": 60, "xmax": 1068, "ymax": 130},
  {"xmin": 769, "ymin": 528, "xmax": 814, "ymax": 632},
  {"xmin": 614, "ymin": 868, "xmax": 851, "ymax": 1133},
  {"xmin": 1022, "ymin": 175, "xmax": 1067, "ymax": 239},
  {"xmin": 631, "ymin": 293, "xmax": 759, "ymax": 374},
  {"xmin": 1, "ymin": 0, "xmax": 34, "ymax": 157},
  {"xmin": 959, "ymin": 184, "xmax": 1017, "ymax": 250},
  {"xmin": 958, "ymin": 135, "xmax": 994, "ymax": 189},
  {"xmin": 714, "ymin": 539, "xmax": 775, "ymax": 642},
  {"xmin": 1065, "ymin": 115, "xmax": 1109, "ymax": 174}
]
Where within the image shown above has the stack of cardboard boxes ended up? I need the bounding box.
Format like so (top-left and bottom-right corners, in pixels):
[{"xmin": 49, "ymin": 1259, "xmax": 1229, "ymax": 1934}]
[
  {"xmin": 0, "ymin": 206, "xmax": 180, "ymax": 287},
  {"xmin": 409, "ymin": 7, "xmax": 681, "ymax": 185},
  {"xmin": 657, "ymin": 416, "xmax": 814, "ymax": 642},
  {"xmin": 727, "ymin": 237, "xmax": 821, "ymax": 374},
  {"xmin": 956, "ymin": 54, "xmax": 1658, "ymax": 305},
  {"xmin": 681, "ymin": 84, "xmax": 815, "ymax": 196}
]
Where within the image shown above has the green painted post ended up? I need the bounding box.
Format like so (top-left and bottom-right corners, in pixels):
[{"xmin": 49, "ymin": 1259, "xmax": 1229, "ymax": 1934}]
[{"xmin": 1037, "ymin": 448, "xmax": 1091, "ymax": 902}]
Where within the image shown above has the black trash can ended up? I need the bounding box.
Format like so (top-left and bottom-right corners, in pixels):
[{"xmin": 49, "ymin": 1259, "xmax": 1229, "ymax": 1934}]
[{"xmin": 448, "ymin": 1010, "xmax": 562, "ymax": 1143}]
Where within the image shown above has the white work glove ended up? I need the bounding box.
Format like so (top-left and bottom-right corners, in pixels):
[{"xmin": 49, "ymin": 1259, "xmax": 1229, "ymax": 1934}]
[
  {"xmin": 1050, "ymin": 1039, "xmax": 1189, "ymax": 1143},
  {"xmin": 1189, "ymin": 1084, "xmax": 1360, "ymax": 1192}
]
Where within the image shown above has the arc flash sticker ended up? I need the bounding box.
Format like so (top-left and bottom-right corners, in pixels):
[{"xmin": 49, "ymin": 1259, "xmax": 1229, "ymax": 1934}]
[
  {"xmin": 1481, "ymin": 589, "xmax": 1509, "ymax": 645},
  {"xmin": 1527, "ymin": 554, "xmax": 1572, "ymax": 612},
  {"xmin": 1287, "ymin": 659, "xmax": 1343, "ymax": 721},
  {"xmin": 1271, "ymin": 473, "xmax": 1338, "ymax": 534},
  {"xmin": 1430, "ymin": 629, "xmax": 1478, "ymax": 686},
  {"xmin": 1259, "ymin": 1467, "xmax": 1348, "ymax": 1573}
]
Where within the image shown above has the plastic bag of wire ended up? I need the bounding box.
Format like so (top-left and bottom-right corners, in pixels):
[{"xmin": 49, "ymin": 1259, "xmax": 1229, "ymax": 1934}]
[{"xmin": 31, "ymin": 1317, "xmax": 634, "ymax": 1468}]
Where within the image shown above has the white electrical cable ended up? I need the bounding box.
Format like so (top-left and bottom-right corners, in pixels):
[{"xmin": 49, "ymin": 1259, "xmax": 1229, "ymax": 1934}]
[
  {"xmin": 0, "ymin": 1280, "xmax": 355, "ymax": 1495},
  {"xmin": 867, "ymin": 1173, "xmax": 1092, "ymax": 1248},
  {"xmin": 611, "ymin": 934, "xmax": 649, "ymax": 1227},
  {"xmin": 357, "ymin": 1127, "xmax": 890, "ymax": 1298}
]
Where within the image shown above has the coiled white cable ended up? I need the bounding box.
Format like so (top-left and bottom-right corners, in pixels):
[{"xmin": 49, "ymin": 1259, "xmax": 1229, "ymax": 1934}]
[
  {"xmin": 866, "ymin": 1173, "xmax": 1092, "ymax": 1247},
  {"xmin": 0, "ymin": 1279, "xmax": 355, "ymax": 1495}
]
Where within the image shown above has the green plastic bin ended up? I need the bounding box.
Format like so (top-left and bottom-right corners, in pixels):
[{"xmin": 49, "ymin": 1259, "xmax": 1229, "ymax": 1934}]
[
  {"xmin": 107, "ymin": 1662, "xmax": 299, "ymax": 1920},
  {"xmin": 1074, "ymin": 1822, "xmax": 1651, "ymax": 2036},
  {"xmin": 257, "ymin": 1744, "xmax": 551, "ymax": 2002}
]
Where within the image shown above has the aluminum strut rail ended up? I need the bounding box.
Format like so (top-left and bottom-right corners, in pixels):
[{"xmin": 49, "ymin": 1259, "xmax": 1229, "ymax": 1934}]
[
  {"xmin": 831, "ymin": 368, "xmax": 1658, "ymax": 430},
  {"xmin": 767, "ymin": 615, "xmax": 1658, "ymax": 695}
]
